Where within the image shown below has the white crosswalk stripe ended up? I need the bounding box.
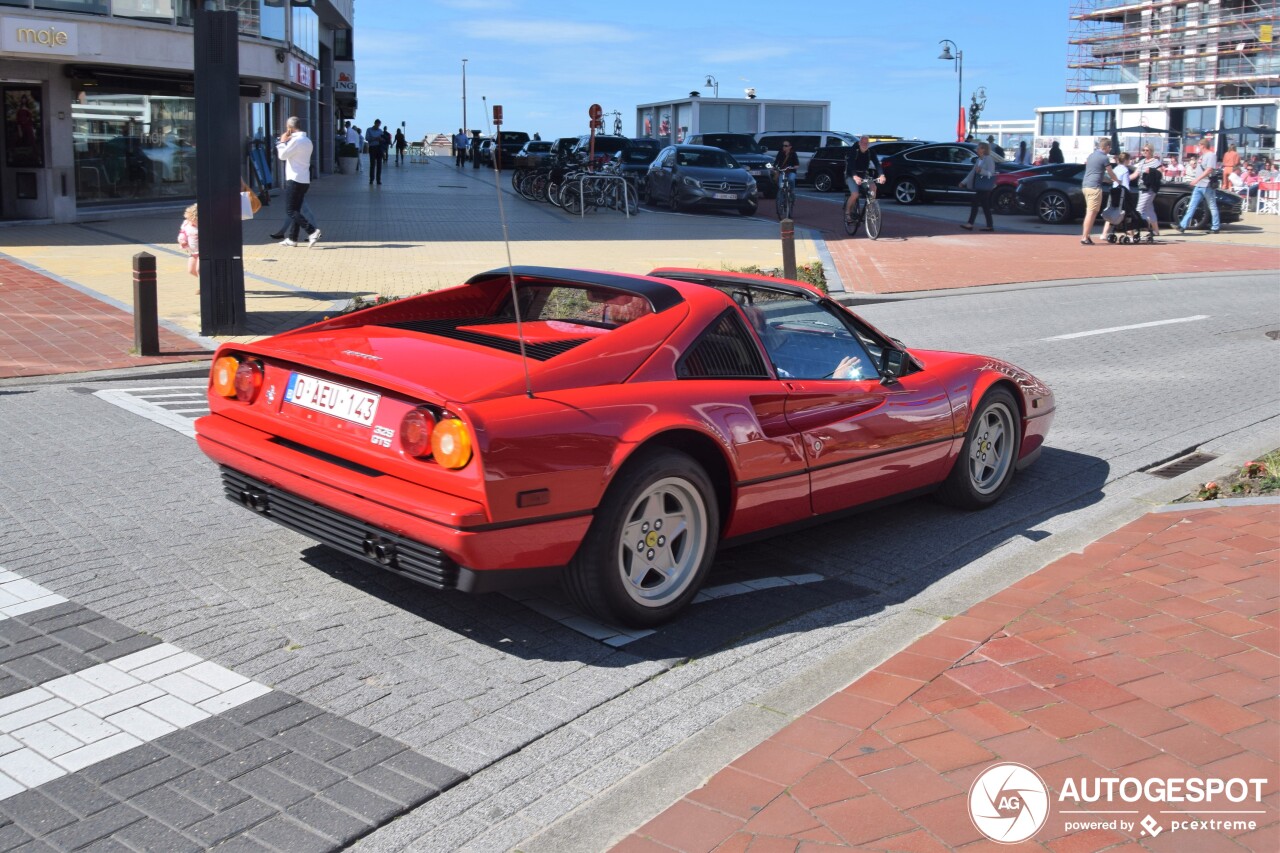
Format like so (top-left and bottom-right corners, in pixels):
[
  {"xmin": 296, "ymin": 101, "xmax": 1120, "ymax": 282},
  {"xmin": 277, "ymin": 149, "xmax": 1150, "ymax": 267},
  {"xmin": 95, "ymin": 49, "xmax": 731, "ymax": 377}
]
[{"xmin": 94, "ymin": 386, "xmax": 208, "ymax": 438}]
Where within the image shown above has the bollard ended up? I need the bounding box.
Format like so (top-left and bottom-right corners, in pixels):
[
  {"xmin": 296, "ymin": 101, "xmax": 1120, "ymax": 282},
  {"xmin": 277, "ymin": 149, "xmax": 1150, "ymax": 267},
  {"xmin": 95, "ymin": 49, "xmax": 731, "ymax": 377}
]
[
  {"xmin": 780, "ymin": 217, "xmax": 797, "ymax": 281},
  {"xmin": 133, "ymin": 251, "xmax": 160, "ymax": 357}
]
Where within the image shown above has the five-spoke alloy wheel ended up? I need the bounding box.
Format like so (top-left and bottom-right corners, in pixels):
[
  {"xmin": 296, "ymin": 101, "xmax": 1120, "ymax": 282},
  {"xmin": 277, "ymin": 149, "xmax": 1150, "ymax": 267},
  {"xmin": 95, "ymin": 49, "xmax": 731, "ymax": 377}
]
[{"xmin": 937, "ymin": 387, "xmax": 1021, "ymax": 509}]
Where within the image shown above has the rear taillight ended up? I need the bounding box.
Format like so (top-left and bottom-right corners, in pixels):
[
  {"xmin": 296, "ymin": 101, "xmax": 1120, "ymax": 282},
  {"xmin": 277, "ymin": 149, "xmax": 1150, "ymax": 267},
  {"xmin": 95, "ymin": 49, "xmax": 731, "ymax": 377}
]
[
  {"xmin": 432, "ymin": 418, "xmax": 473, "ymax": 469},
  {"xmin": 400, "ymin": 407, "xmax": 437, "ymax": 458},
  {"xmin": 881, "ymin": 158, "xmax": 895, "ymax": 171},
  {"xmin": 212, "ymin": 356, "xmax": 240, "ymax": 397},
  {"xmin": 234, "ymin": 359, "xmax": 264, "ymax": 403}
]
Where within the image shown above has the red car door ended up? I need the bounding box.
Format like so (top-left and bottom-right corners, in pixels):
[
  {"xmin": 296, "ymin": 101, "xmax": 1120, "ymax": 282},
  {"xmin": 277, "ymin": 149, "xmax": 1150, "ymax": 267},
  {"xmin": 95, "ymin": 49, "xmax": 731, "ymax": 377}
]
[{"xmin": 783, "ymin": 372, "xmax": 955, "ymax": 515}]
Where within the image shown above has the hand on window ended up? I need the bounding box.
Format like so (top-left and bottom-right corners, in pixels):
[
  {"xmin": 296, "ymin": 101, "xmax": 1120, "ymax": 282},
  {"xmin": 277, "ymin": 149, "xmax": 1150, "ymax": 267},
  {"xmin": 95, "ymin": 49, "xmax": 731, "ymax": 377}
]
[{"xmin": 834, "ymin": 355, "xmax": 864, "ymax": 380}]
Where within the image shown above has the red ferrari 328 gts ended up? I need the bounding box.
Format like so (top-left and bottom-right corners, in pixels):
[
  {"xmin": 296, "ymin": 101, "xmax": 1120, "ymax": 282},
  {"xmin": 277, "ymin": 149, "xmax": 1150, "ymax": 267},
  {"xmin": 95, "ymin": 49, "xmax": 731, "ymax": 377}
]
[{"xmin": 196, "ymin": 267, "xmax": 1054, "ymax": 627}]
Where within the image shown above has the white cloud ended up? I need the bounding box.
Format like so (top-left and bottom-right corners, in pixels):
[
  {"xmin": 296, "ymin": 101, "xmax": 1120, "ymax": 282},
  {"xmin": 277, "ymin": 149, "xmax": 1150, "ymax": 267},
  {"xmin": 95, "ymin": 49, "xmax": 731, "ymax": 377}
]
[{"xmin": 457, "ymin": 19, "xmax": 636, "ymax": 44}]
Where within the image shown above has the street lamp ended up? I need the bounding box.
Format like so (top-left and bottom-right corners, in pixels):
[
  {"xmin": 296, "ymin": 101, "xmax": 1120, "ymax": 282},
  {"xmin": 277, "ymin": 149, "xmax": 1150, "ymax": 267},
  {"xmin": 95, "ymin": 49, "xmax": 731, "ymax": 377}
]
[
  {"xmin": 461, "ymin": 58, "xmax": 468, "ymax": 133},
  {"xmin": 938, "ymin": 39, "xmax": 963, "ymax": 141},
  {"xmin": 704, "ymin": 75, "xmax": 719, "ymax": 97}
]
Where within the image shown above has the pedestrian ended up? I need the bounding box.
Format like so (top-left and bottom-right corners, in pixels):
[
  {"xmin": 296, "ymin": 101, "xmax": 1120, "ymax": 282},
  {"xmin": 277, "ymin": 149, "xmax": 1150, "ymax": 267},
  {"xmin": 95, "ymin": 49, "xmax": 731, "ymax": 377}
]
[
  {"xmin": 959, "ymin": 141, "xmax": 997, "ymax": 231},
  {"xmin": 1177, "ymin": 137, "xmax": 1221, "ymax": 234},
  {"xmin": 276, "ymin": 115, "xmax": 320, "ymax": 247},
  {"xmin": 1133, "ymin": 143, "xmax": 1162, "ymax": 239},
  {"xmin": 1100, "ymin": 151, "xmax": 1133, "ymax": 242},
  {"xmin": 471, "ymin": 129, "xmax": 483, "ymax": 169},
  {"xmin": 1221, "ymin": 142, "xmax": 1240, "ymax": 180},
  {"xmin": 453, "ymin": 128, "xmax": 467, "ymax": 166},
  {"xmin": 1080, "ymin": 137, "xmax": 1118, "ymax": 245},
  {"xmin": 344, "ymin": 121, "xmax": 362, "ymax": 173},
  {"xmin": 365, "ymin": 119, "xmax": 385, "ymax": 185},
  {"xmin": 1047, "ymin": 140, "xmax": 1064, "ymax": 164},
  {"xmin": 394, "ymin": 128, "xmax": 407, "ymax": 166},
  {"xmin": 382, "ymin": 126, "xmax": 392, "ymax": 164},
  {"xmin": 269, "ymin": 198, "xmax": 318, "ymax": 241},
  {"xmin": 177, "ymin": 203, "xmax": 199, "ymax": 292},
  {"xmin": 1016, "ymin": 140, "xmax": 1029, "ymax": 165}
]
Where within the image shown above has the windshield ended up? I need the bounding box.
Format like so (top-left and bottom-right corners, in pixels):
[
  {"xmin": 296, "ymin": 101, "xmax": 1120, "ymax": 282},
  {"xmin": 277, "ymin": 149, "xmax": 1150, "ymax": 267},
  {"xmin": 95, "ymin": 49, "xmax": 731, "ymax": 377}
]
[{"xmin": 676, "ymin": 149, "xmax": 740, "ymax": 169}]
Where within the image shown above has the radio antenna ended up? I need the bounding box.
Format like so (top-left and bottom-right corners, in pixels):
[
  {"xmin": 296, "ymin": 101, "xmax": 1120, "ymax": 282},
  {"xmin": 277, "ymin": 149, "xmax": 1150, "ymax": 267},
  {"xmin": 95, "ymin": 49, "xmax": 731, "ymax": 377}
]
[{"xmin": 484, "ymin": 100, "xmax": 534, "ymax": 399}]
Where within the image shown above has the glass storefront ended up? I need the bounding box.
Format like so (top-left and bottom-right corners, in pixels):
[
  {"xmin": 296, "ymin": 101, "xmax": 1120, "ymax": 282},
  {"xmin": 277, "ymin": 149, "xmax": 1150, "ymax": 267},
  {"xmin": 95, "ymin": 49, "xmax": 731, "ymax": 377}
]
[{"xmin": 72, "ymin": 90, "xmax": 196, "ymax": 205}]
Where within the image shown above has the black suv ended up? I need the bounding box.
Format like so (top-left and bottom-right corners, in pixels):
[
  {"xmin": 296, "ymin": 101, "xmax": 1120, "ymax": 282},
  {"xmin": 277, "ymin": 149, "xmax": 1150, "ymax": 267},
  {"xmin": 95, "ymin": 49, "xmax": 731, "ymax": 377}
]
[
  {"xmin": 492, "ymin": 131, "xmax": 530, "ymax": 169},
  {"xmin": 808, "ymin": 141, "xmax": 934, "ymax": 193},
  {"xmin": 688, "ymin": 133, "xmax": 777, "ymax": 198}
]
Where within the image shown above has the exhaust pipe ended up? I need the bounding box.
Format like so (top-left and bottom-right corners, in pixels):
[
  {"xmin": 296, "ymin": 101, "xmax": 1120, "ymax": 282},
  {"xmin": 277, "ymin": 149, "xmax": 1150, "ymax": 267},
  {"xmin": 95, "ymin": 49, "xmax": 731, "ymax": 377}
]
[
  {"xmin": 362, "ymin": 535, "xmax": 397, "ymax": 566},
  {"xmin": 239, "ymin": 489, "xmax": 269, "ymax": 513}
]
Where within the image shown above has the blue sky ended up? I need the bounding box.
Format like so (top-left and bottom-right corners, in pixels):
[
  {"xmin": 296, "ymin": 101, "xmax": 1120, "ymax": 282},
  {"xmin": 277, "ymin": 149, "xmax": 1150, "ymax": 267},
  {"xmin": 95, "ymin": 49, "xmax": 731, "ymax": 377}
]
[{"xmin": 353, "ymin": 1, "xmax": 1071, "ymax": 142}]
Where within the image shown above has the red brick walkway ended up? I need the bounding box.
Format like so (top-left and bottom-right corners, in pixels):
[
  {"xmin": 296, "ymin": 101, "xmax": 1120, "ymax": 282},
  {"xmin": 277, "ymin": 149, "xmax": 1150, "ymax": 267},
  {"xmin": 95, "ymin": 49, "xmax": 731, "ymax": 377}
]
[
  {"xmin": 616, "ymin": 502, "xmax": 1279, "ymax": 852},
  {"xmin": 0, "ymin": 258, "xmax": 208, "ymax": 379},
  {"xmin": 773, "ymin": 197, "xmax": 1280, "ymax": 294}
]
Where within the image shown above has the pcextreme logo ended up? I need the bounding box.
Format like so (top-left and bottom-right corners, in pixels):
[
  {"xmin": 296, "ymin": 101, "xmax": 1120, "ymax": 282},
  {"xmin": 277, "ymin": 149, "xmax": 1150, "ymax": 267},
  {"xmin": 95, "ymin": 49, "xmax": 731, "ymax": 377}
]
[{"xmin": 969, "ymin": 763, "xmax": 1050, "ymax": 843}]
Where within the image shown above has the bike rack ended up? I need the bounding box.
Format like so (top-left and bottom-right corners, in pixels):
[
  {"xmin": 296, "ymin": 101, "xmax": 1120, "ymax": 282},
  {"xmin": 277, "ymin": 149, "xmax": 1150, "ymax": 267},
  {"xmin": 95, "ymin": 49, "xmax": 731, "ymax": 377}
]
[{"xmin": 571, "ymin": 174, "xmax": 634, "ymax": 219}]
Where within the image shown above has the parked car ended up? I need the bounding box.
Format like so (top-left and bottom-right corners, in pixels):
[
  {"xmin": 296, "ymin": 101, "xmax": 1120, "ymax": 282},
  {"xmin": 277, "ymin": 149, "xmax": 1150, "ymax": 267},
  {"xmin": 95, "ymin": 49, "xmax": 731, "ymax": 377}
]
[
  {"xmin": 196, "ymin": 266, "xmax": 1053, "ymax": 626},
  {"xmin": 877, "ymin": 142, "xmax": 1024, "ymax": 205},
  {"xmin": 991, "ymin": 164, "xmax": 1072, "ymax": 215},
  {"xmin": 571, "ymin": 134, "xmax": 631, "ymax": 166},
  {"xmin": 756, "ymin": 131, "xmax": 859, "ymax": 181},
  {"xmin": 514, "ymin": 139, "xmax": 554, "ymax": 168},
  {"xmin": 552, "ymin": 136, "xmax": 579, "ymax": 161},
  {"xmin": 642, "ymin": 144, "xmax": 758, "ymax": 215},
  {"xmin": 689, "ymin": 133, "xmax": 778, "ymax": 198},
  {"xmin": 1014, "ymin": 166, "xmax": 1245, "ymax": 227},
  {"xmin": 609, "ymin": 147, "xmax": 658, "ymax": 180},
  {"xmin": 492, "ymin": 131, "xmax": 531, "ymax": 169},
  {"xmin": 806, "ymin": 141, "xmax": 938, "ymax": 193},
  {"xmin": 474, "ymin": 138, "xmax": 495, "ymax": 166},
  {"xmin": 626, "ymin": 137, "xmax": 663, "ymax": 158}
]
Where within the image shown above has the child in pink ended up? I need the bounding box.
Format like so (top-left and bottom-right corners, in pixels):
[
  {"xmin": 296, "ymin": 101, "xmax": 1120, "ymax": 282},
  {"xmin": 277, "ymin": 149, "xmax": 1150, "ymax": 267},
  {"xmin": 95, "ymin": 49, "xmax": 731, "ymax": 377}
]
[{"xmin": 177, "ymin": 204, "xmax": 199, "ymax": 293}]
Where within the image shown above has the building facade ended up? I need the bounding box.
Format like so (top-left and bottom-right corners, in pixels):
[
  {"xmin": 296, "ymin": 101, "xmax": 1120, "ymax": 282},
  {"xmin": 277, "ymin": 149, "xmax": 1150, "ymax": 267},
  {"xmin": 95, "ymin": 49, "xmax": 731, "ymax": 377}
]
[
  {"xmin": 634, "ymin": 97, "xmax": 831, "ymax": 143},
  {"xmin": 0, "ymin": 0, "xmax": 356, "ymax": 223}
]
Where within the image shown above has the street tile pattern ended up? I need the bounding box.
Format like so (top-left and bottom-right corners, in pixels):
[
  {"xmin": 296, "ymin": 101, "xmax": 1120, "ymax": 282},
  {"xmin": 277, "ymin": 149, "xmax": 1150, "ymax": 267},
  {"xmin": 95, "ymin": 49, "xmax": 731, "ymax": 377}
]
[
  {"xmin": 0, "ymin": 569, "xmax": 464, "ymax": 849},
  {"xmin": 0, "ymin": 257, "xmax": 206, "ymax": 379},
  {"xmin": 94, "ymin": 386, "xmax": 208, "ymax": 438},
  {"xmin": 617, "ymin": 503, "xmax": 1279, "ymax": 852}
]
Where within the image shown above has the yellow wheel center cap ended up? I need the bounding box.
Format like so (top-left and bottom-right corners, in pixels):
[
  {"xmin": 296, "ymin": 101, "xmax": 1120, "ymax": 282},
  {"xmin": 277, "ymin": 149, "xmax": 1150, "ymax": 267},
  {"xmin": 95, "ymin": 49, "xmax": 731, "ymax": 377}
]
[{"xmin": 646, "ymin": 531, "xmax": 659, "ymax": 548}]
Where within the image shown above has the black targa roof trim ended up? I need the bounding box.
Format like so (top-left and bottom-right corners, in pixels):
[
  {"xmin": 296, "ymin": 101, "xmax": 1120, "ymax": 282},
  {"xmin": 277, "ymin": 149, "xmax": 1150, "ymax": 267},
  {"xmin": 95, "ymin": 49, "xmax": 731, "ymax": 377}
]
[{"xmin": 467, "ymin": 267, "xmax": 685, "ymax": 313}]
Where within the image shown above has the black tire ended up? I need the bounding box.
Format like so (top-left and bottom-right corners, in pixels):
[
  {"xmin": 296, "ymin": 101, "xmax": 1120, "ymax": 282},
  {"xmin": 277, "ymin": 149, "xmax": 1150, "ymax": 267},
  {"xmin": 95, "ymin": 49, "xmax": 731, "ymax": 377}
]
[
  {"xmin": 667, "ymin": 185, "xmax": 682, "ymax": 212},
  {"xmin": 639, "ymin": 180, "xmax": 651, "ymax": 205},
  {"xmin": 739, "ymin": 199, "xmax": 757, "ymax": 216},
  {"xmin": 865, "ymin": 199, "xmax": 882, "ymax": 239},
  {"xmin": 1036, "ymin": 190, "xmax": 1072, "ymax": 224},
  {"xmin": 937, "ymin": 387, "xmax": 1021, "ymax": 510},
  {"xmin": 776, "ymin": 188, "xmax": 792, "ymax": 221},
  {"xmin": 991, "ymin": 187, "xmax": 1016, "ymax": 216},
  {"xmin": 813, "ymin": 172, "xmax": 834, "ymax": 193},
  {"xmin": 1170, "ymin": 195, "xmax": 1206, "ymax": 229},
  {"xmin": 893, "ymin": 178, "xmax": 920, "ymax": 205},
  {"xmin": 563, "ymin": 449, "xmax": 719, "ymax": 627}
]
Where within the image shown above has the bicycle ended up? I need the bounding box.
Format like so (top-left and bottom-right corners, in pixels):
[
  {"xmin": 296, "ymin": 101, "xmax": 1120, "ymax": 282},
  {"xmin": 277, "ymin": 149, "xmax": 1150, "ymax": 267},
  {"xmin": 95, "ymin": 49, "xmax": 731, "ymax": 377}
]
[
  {"xmin": 775, "ymin": 165, "xmax": 796, "ymax": 220},
  {"xmin": 843, "ymin": 176, "xmax": 883, "ymax": 240}
]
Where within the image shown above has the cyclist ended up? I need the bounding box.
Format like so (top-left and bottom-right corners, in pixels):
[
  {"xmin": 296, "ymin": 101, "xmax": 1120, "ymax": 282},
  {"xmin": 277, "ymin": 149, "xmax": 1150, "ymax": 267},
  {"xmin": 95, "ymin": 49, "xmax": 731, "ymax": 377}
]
[
  {"xmin": 773, "ymin": 140, "xmax": 800, "ymax": 197},
  {"xmin": 844, "ymin": 135, "xmax": 886, "ymax": 222}
]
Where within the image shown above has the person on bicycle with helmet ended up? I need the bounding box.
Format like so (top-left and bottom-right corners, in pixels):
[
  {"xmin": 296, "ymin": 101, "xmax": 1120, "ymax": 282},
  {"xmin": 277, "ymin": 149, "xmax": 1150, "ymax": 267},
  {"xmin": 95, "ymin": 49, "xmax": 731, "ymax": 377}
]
[
  {"xmin": 773, "ymin": 140, "xmax": 800, "ymax": 195},
  {"xmin": 844, "ymin": 135, "xmax": 885, "ymax": 222}
]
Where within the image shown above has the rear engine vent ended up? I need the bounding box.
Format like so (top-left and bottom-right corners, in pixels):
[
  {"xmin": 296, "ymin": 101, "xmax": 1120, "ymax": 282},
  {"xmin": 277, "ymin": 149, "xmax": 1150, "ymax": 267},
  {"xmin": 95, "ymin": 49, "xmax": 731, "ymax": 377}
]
[
  {"xmin": 379, "ymin": 317, "xmax": 589, "ymax": 361},
  {"xmin": 1145, "ymin": 452, "xmax": 1218, "ymax": 479}
]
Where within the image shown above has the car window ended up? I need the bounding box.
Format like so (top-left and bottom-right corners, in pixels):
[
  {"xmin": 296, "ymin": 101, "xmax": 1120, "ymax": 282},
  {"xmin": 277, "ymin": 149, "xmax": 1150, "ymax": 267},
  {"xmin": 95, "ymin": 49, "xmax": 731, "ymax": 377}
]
[
  {"xmin": 908, "ymin": 146, "xmax": 947, "ymax": 162},
  {"xmin": 677, "ymin": 149, "xmax": 737, "ymax": 169},
  {"xmin": 824, "ymin": 137, "xmax": 847, "ymax": 148},
  {"xmin": 740, "ymin": 293, "xmax": 877, "ymax": 381},
  {"xmin": 789, "ymin": 136, "xmax": 820, "ymax": 154}
]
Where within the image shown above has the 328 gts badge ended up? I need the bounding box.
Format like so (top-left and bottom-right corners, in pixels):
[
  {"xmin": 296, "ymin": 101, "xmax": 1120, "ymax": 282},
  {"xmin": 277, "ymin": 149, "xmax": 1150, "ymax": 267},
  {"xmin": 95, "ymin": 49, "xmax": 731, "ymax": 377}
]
[{"xmin": 371, "ymin": 425, "xmax": 395, "ymax": 448}]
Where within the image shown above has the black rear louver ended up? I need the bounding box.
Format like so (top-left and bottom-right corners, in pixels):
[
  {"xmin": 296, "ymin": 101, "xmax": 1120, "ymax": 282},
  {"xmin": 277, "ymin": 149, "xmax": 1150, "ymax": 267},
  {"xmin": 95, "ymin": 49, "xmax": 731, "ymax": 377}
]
[{"xmin": 379, "ymin": 317, "xmax": 589, "ymax": 361}]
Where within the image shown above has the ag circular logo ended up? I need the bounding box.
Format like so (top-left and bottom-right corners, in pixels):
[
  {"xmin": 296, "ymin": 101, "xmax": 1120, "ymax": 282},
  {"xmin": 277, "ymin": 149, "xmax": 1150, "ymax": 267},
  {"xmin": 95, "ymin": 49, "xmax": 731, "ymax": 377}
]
[{"xmin": 969, "ymin": 762, "xmax": 1050, "ymax": 844}]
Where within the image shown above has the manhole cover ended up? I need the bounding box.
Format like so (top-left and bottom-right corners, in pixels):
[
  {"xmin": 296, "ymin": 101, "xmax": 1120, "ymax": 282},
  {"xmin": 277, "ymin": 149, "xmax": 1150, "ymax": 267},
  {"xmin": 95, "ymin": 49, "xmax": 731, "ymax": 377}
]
[
  {"xmin": 1145, "ymin": 452, "xmax": 1219, "ymax": 479},
  {"xmin": 1266, "ymin": 330, "xmax": 1280, "ymax": 340}
]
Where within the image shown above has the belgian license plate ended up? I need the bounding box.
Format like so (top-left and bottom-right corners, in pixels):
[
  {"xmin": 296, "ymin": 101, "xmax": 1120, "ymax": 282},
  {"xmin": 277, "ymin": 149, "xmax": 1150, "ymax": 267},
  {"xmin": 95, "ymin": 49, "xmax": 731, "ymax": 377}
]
[
  {"xmin": 713, "ymin": 192, "xmax": 736, "ymax": 200},
  {"xmin": 285, "ymin": 372, "xmax": 380, "ymax": 426}
]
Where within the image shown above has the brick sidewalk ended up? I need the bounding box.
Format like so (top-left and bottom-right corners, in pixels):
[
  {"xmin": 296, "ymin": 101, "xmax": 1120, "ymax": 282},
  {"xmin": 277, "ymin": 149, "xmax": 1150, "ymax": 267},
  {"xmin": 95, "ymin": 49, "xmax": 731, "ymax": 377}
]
[
  {"xmin": 0, "ymin": 258, "xmax": 209, "ymax": 379},
  {"xmin": 775, "ymin": 196, "xmax": 1280, "ymax": 294},
  {"xmin": 616, "ymin": 502, "xmax": 1279, "ymax": 852}
]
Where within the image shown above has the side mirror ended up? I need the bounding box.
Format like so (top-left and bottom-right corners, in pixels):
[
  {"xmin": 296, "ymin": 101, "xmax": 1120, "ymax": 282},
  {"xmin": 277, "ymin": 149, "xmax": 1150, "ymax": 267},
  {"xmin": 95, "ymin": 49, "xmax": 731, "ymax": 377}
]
[{"xmin": 880, "ymin": 349, "xmax": 908, "ymax": 385}]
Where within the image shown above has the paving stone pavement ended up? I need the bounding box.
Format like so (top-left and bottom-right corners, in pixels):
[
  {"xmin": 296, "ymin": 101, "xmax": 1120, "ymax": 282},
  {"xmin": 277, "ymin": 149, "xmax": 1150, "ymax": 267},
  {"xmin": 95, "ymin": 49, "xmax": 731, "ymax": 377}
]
[
  {"xmin": 0, "ymin": 569, "xmax": 463, "ymax": 850},
  {"xmin": 613, "ymin": 501, "xmax": 1279, "ymax": 852}
]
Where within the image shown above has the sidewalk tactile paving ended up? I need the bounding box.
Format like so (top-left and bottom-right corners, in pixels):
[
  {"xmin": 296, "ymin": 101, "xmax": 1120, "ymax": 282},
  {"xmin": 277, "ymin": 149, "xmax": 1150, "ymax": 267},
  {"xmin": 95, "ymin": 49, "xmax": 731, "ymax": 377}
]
[{"xmin": 613, "ymin": 503, "xmax": 1280, "ymax": 851}]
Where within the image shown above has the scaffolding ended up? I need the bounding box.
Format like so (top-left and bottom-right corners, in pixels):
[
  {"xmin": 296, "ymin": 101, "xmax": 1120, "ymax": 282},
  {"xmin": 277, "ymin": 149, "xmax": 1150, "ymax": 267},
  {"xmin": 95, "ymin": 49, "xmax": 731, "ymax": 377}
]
[{"xmin": 1067, "ymin": 0, "xmax": 1280, "ymax": 103}]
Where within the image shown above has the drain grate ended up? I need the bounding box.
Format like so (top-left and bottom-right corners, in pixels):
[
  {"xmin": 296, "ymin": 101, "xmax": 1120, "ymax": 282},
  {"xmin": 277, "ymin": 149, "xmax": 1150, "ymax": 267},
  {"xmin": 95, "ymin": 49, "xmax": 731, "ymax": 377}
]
[{"xmin": 1146, "ymin": 452, "xmax": 1219, "ymax": 479}]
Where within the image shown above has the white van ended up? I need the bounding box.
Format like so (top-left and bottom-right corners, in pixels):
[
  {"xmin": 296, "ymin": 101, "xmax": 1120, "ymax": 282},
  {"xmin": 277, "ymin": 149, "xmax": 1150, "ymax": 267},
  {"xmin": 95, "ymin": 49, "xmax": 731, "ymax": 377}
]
[{"xmin": 756, "ymin": 131, "xmax": 860, "ymax": 181}]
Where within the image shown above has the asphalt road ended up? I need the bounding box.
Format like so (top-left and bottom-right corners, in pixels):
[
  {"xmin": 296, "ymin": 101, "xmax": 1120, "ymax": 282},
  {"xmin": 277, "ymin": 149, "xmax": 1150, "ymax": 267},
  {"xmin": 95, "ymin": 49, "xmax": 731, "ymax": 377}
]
[{"xmin": 1, "ymin": 271, "xmax": 1276, "ymax": 851}]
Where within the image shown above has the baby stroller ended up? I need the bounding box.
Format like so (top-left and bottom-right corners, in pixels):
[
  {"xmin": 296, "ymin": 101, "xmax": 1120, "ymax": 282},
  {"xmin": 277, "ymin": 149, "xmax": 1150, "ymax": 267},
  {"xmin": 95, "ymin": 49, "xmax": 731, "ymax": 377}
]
[{"xmin": 1102, "ymin": 184, "xmax": 1148, "ymax": 244}]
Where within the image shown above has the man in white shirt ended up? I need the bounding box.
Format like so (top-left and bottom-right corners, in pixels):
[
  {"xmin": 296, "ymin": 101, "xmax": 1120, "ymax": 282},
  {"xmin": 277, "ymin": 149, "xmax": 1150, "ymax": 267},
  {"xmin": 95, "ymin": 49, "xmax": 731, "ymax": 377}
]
[{"xmin": 276, "ymin": 116, "xmax": 320, "ymax": 247}]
